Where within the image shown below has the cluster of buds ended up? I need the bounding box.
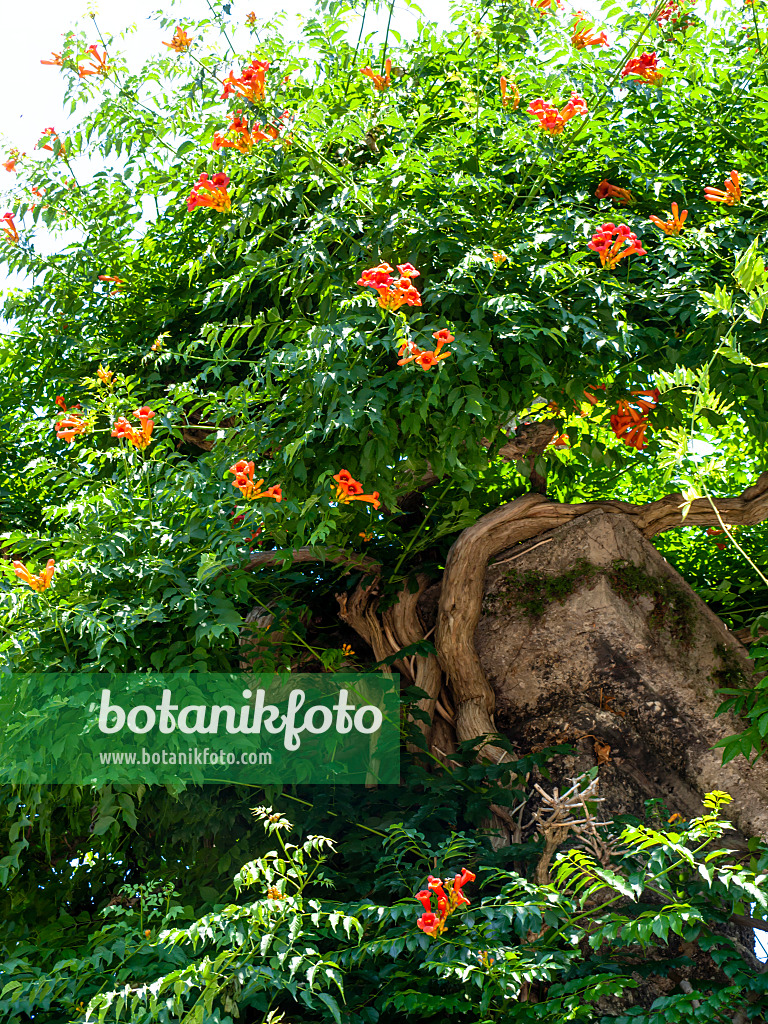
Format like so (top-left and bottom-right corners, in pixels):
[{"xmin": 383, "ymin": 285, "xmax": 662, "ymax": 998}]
[
  {"xmin": 609, "ymin": 389, "xmax": 661, "ymax": 450},
  {"xmin": 39, "ymin": 128, "xmax": 65, "ymax": 156},
  {"xmin": 97, "ymin": 364, "xmax": 114, "ymax": 384},
  {"xmin": 3, "ymin": 149, "xmax": 21, "ymax": 173},
  {"xmin": 332, "ymin": 469, "xmax": 380, "ymax": 510},
  {"xmin": 111, "ymin": 407, "xmax": 156, "ymax": 451},
  {"xmin": 266, "ymin": 886, "xmax": 285, "ymax": 900},
  {"xmin": 78, "ymin": 44, "xmax": 111, "ymax": 77},
  {"xmin": 527, "ymin": 92, "xmax": 588, "ymax": 134},
  {"xmin": 1, "ymin": 213, "xmax": 19, "ymax": 245},
  {"xmin": 228, "ymin": 460, "xmax": 282, "ymax": 502},
  {"xmin": 397, "ymin": 328, "xmax": 453, "ymax": 371},
  {"xmin": 245, "ymin": 12, "xmax": 258, "ymax": 26},
  {"xmin": 41, "ymin": 52, "xmax": 64, "ymax": 67},
  {"xmin": 220, "ymin": 59, "xmax": 269, "ymax": 103},
  {"xmin": 500, "ymin": 76, "xmax": 520, "ymax": 109},
  {"xmin": 357, "ymin": 262, "xmax": 421, "ymax": 312},
  {"xmin": 621, "ymin": 52, "xmax": 663, "ymax": 86},
  {"xmin": 162, "ymin": 26, "xmax": 193, "ymax": 53},
  {"xmin": 595, "ymin": 179, "xmax": 633, "ymax": 205},
  {"xmin": 587, "ymin": 223, "xmax": 646, "ymax": 270},
  {"xmin": 704, "ymin": 170, "xmax": 740, "ymax": 205},
  {"xmin": 360, "ymin": 58, "xmax": 391, "ymax": 91},
  {"xmin": 492, "ymin": 251, "xmax": 507, "ymax": 266},
  {"xmin": 187, "ymin": 172, "xmax": 231, "ymax": 213},
  {"xmin": 12, "ymin": 559, "xmax": 55, "ymax": 593},
  {"xmin": 648, "ymin": 202, "xmax": 687, "ymax": 235},
  {"xmin": 571, "ymin": 13, "xmax": 609, "ymax": 48},
  {"xmin": 415, "ymin": 869, "xmax": 476, "ymax": 937}
]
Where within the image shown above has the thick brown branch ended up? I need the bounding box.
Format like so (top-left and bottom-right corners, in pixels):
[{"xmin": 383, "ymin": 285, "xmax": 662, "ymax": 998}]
[{"xmin": 246, "ymin": 547, "xmax": 380, "ymax": 574}]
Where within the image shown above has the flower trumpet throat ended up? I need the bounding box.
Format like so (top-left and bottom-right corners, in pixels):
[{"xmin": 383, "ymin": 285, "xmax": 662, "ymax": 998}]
[
  {"xmin": 13, "ymin": 559, "xmax": 55, "ymax": 592},
  {"xmin": 331, "ymin": 469, "xmax": 380, "ymax": 510}
]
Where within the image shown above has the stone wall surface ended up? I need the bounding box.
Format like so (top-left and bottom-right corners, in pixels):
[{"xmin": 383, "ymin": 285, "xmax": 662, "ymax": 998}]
[{"xmin": 473, "ymin": 509, "xmax": 768, "ymax": 838}]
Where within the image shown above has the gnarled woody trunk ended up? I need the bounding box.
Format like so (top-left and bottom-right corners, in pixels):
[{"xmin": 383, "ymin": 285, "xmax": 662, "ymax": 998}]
[{"xmin": 333, "ymin": 475, "xmax": 768, "ymax": 837}]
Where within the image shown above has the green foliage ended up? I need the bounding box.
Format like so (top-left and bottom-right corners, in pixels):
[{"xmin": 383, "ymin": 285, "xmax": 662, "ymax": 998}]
[{"xmin": 3, "ymin": 790, "xmax": 768, "ymax": 1023}]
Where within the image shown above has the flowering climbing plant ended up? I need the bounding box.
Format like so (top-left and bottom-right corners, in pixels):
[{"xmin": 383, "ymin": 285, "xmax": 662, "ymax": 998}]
[{"xmin": 1, "ymin": 0, "xmax": 768, "ymax": 1018}]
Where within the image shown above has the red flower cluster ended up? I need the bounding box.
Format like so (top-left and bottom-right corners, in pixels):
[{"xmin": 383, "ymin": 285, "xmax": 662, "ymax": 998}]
[
  {"xmin": 13, "ymin": 559, "xmax": 55, "ymax": 593},
  {"xmin": 360, "ymin": 58, "xmax": 391, "ymax": 91},
  {"xmin": 397, "ymin": 328, "xmax": 453, "ymax": 371},
  {"xmin": 187, "ymin": 172, "xmax": 231, "ymax": 213},
  {"xmin": 621, "ymin": 52, "xmax": 662, "ymax": 86},
  {"xmin": 609, "ymin": 389, "xmax": 661, "ymax": 450},
  {"xmin": 111, "ymin": 407, "xmax": 156, "ymax": 451},
  {"xmin": 704, "ymin": 170, "xmax": 740, "ymax": 205},
  {"xmin": 1, "ymin": 213, "xmax": 19, "ymax": 245},
  {"xmin": 527, "ymin": 93, "xmax": 587, "ymax": 134},
  {"xmin": 332, "ymin": 470, "xmax": 380, "ymax": 510},
  {"xmin": 595, "ymin": 180, "xmax": 633, "ymax": 205},
  {"xmin": 587, "ymin": 223, "xmax": 646, "ymax": 269},
  {"xmin": 228, "ymin": 460, "xmax": 282, "ymax": 502},
  {"xmin": 78, "ymin": 44, "xmax": 111, "ymax": 77},
  {"xmin": 416, "ymin": 869, "xmax": 476, "ymax": 937},
  {"xmin": 357, "ymin": 262, "xmax": 422, "ymax": 312},
  {"xmin": 220, "ymin": 59, "xmax": 269, "ymax": 103}
]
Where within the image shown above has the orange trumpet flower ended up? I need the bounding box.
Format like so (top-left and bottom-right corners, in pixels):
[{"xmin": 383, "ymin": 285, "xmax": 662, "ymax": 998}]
[
  {"xmin": 12, "ymin": 558, "xmax": 55, "ymax": 592},
  {"xmin": 648, "ymin": 202, "xmax": 687, "ymax": 234},
  {"xmin": 595, "ymin": 180, "xmax": 634, "ymax": 205},
  {"xmin": 360, "ymin": 58, "xmax": 391, "ymax": 91},
  {"xmin": 162, "ymin": 26, "xmax": 193, "ymax": 52},
  {"xmin": 228, "ymin": 460, "xmax": 282, "ymax": 501},
  {"xmin": 78, "ymin": 44, "xmax": 111, "ymax": 77},
  {"xmin": 331, "ymin": 469, "xmax": 380, "ymax": 509},
  {"xmin": 1, "ymin": 213, "xmax": 19, "ymax": 244},
  {"xmin": 704, "ymin": 170, "xmax": 741, "ymax": 206}
]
